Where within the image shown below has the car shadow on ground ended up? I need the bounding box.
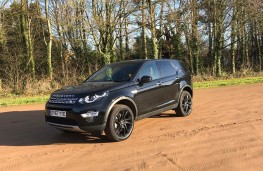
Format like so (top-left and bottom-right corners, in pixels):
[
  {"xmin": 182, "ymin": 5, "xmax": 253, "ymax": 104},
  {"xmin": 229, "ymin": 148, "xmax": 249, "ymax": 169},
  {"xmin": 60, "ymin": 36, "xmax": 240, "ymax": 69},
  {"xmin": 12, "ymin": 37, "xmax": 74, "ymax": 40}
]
[
  {"xmin": 0, "ymin": 110, "xmax": 111, "ymax": 146},
  {"xmin": 0, "ymin": 110, "xmax": 177, "ymax": 146}
]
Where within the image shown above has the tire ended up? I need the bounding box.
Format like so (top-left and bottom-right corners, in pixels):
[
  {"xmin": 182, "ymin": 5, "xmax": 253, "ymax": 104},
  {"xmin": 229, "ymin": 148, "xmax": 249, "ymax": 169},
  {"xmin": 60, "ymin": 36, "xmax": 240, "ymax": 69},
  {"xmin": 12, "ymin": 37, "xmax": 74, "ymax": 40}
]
[
  {"xmin": 105, "ymin": 104, "xmax": 134, "ymax": 142},
  {"xmin": 175, "ymin": 91, "xmax": 192, "ymax": 117}
]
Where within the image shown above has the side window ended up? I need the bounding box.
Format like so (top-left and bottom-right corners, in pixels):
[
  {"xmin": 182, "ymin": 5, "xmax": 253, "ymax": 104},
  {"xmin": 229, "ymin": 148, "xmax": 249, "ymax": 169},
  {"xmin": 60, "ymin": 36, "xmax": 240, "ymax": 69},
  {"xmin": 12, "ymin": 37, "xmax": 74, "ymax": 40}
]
[
  {"xmin": 138, "ymin": 62, "xmax": 160, "ymax": 80},
  {"xmin": 156, "ymin": 61, "xmax": 177, "ymax": 78},
  {"xmin": 171, "ymin": 61, "xmax": 186, "ymax": 77}
]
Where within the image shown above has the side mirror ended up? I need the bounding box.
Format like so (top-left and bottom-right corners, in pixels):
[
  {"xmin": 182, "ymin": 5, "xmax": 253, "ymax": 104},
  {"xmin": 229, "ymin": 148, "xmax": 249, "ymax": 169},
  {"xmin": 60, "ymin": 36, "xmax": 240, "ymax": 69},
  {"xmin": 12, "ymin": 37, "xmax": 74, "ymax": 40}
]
[{"xmin": 140, "ymin": 76, "xmax": 152, "ymax": 84}]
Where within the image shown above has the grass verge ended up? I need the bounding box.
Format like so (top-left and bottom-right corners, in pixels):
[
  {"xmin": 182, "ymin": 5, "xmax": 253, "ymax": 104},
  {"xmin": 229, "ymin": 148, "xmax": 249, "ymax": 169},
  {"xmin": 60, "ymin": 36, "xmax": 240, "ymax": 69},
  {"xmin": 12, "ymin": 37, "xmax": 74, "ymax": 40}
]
[
  {"xmin": 194, "ymin": 76, "xmax": 263, "ymax": 89},
  {"xmin": 1, "ymin": 76, "xmax": 263, "ymax": 107},
  {"xmin": 0, "ymin": 95, "xmax": 49, "ymax": 107}
]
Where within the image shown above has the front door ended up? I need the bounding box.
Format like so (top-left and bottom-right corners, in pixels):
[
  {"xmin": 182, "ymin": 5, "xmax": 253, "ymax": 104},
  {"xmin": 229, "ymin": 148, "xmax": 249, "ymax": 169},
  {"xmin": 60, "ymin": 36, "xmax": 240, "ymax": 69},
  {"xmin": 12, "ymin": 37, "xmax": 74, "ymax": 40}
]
[{"xmin": 134, "ymin": 61, "xmax": 164, "ymax": 115}]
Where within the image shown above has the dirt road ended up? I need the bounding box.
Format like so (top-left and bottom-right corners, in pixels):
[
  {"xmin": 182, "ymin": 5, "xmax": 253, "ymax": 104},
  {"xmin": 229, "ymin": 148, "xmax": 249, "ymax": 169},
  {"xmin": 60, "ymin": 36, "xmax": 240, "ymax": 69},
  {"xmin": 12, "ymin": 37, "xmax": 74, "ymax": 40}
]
[{"xmin": 0, "ymin": 84, "xmax": 263, "ymax": 171}]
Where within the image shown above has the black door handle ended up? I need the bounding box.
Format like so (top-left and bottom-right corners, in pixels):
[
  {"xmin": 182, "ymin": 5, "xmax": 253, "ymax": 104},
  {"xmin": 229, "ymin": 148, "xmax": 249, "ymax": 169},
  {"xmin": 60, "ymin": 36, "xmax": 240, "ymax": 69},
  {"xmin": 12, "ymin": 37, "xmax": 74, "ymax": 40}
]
[{"xmin": 157, "ymin": 82, "xmax": 163, "ymax": 86}]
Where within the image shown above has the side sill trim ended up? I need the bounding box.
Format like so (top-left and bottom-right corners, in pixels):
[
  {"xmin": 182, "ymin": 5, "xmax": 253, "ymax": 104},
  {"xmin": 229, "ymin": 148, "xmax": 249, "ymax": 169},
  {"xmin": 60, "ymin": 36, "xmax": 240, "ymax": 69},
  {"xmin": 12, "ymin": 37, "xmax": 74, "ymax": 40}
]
[
  {"xmin": 136, "ymin": 103, "xmax": 178, "ymax": 120},
  {"xmin": 156, "ymin": 100, "xmax": 176, "ymax": 108}
]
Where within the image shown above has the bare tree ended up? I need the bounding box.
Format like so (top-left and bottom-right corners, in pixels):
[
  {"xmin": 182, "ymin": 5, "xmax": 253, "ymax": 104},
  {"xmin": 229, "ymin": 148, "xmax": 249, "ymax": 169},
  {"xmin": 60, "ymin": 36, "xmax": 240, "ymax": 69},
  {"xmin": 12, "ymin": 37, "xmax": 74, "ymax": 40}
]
[
  {"xmin": 45, "ymin": 0, "xmax": 52, "ymax": 79},
  {"xmin": 141, "ymin": 0, "xmax": 148, "ymax": 59},
  {"xmin": 20, "ymin": 0, "xmax": 35, "ymax": 78},
  {"xmin": 147, "ymin": 0, "xmax": 158, "ymax": 59}
]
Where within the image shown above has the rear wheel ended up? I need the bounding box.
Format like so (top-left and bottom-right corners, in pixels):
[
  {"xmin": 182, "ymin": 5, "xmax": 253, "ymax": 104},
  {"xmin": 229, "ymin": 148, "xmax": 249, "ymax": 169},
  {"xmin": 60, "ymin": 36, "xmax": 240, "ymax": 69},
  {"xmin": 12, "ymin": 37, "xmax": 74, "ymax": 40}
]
[
  {"xmin": 175, "ymin": 91, "xmax": 192, "ymax": 117},
  {"xmin": 105, "ymin": 104, "xmax": 134, "ymax": 142}
]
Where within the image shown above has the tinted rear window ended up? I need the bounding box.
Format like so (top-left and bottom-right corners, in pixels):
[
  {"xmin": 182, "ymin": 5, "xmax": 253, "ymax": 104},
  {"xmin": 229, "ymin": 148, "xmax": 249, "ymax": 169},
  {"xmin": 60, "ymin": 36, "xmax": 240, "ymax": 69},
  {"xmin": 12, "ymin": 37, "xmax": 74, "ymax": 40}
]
[
  {"xmin": 171, "ymin": 60, "xmax": 186, "ymax": 76},
  {"xmin": 156, "ymin": 61, "xmax": 176, "ymax": 77}
]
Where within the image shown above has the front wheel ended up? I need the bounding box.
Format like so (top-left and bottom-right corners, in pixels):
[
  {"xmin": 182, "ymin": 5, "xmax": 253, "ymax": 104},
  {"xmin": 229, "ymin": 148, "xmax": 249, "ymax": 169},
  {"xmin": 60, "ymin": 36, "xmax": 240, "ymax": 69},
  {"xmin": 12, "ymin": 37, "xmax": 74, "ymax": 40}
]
[
  {"xmin": 105, "ymin": 104, "xmax": 134, "ymax": 142},
  {"xmin": 175, "ymin": 91, "xmax": 192, "ymax": 117}
]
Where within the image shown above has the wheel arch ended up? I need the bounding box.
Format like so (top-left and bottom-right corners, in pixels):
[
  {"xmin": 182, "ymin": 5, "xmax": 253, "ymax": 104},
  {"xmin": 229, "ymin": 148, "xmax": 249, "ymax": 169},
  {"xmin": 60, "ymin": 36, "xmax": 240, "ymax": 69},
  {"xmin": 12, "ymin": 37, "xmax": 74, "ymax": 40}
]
[
  {"xmin": 180, "ymin": 85, "xmax": 193, "ymax": 97},
  {"xmin": 104, "ymin": 96, "xmax": 138, "ymax": 123}
]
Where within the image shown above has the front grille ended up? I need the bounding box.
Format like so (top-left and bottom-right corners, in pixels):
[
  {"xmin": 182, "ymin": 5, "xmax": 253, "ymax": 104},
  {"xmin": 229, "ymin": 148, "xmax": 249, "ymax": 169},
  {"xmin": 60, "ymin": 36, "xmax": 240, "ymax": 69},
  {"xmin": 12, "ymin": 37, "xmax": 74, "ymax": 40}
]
[
  {"xmin": 46, "ymin": 116, "xmax": 78, "ymax": 125},
  {"xmin": 49, "ymin": 94, "xmax": 78, "ymax": 104},
  {"xmin": 46, "ymin": 106, "xmax": 72, "ymax": 111}
]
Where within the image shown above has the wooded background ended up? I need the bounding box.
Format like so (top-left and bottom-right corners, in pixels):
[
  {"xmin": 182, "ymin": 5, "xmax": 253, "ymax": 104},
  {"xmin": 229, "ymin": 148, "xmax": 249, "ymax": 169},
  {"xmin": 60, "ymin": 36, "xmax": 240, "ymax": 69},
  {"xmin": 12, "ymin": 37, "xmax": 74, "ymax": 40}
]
[{"xmin": 0, "ymin": 0, "xmax": 262, "ymax": 94}]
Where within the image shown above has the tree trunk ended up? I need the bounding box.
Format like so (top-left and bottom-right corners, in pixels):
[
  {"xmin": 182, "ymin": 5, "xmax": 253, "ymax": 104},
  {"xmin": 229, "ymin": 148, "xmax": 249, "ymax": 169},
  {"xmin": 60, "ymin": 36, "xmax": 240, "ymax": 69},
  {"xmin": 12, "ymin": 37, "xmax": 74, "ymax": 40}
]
[
  {"xmin": 27, "ymin": 19, "xmax": 35, "ymax": 78},
  {"xmin": 80, "ymin": 0, "xmax": 91, "ymax": 75},
  {"xmin": 20, "ymin": 0, "xmax": 35, "ymax": 78},
  {"xmin": 45, "ymin": 0, "xmax": 52, "ymax": 80},
  {"xmin": 119, "ymin": 20, "xmax": 124, "ymax": 61},
  {"xmin": 231, "ymin": 1, "xmax": 236, "ymax": 74},
  {"xmin": 260, "ymin": 35, "xmax": 263, "ymax": 72},
  {"xmin": 125, "ymin": 17, "xmax": 129, "ymax": 59},
  {"xmin": 207, "ymin": 0, "xmax": 213, "ymax": 69},
  {"xmin": 212, "ymin": 0, "xmax": 223, "ymax": 77},
  {"xmin": 184, "ymin": 27, "xmax": 194, "ymax": 73},
  {"xmin": 0, "ymin": 79, "xmax": 2, "ymax": 92},
  {"xmin": 191, "ymin": 0, "xmax": 200, "ymax": 75},
  {"xmin": 147, "ymin": 0, "xmax": 158, "ymax": 59},
  {"xmin": 158, "ymin": 1, "xmax": 164, "ymax": 59},
  {"xmin": 141, "ymin": 0, "xmax": 147, "ymax": 59}
]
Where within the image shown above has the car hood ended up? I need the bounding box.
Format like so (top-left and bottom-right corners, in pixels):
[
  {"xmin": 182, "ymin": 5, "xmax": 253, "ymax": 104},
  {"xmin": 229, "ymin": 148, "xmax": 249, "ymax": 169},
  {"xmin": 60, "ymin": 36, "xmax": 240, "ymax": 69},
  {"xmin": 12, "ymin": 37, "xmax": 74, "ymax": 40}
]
[{"xmin": 52, "ymin": 81, "xmax": 128, "ymax": 97}]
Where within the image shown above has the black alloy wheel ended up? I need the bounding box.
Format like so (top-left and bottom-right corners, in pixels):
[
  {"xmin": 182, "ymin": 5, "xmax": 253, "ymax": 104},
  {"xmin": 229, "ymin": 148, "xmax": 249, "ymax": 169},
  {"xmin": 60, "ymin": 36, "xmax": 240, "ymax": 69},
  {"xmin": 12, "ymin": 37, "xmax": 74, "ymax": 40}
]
[
  {"xmin": 105, "ymin": 104, "xmax": 134, "ymax": 141},
  {"xmin": 175, "ymin": 91, "xmax": 192, "ymax": 117}
]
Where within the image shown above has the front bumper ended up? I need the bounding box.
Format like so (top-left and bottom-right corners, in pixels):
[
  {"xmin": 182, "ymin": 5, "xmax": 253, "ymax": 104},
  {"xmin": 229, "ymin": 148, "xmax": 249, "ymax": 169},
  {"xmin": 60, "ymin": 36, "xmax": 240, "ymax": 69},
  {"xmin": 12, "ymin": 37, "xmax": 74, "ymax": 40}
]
[
  {"xmin": 46, "ymin": 122, "xmax": 106, "ymax": 133},
  {"xmin": 45, "ymin": 103, "xmax": 107, "ymax": 132},
  {"xmin": 46, "ymin": 122, "xmax": 86, "ymax": 132}
]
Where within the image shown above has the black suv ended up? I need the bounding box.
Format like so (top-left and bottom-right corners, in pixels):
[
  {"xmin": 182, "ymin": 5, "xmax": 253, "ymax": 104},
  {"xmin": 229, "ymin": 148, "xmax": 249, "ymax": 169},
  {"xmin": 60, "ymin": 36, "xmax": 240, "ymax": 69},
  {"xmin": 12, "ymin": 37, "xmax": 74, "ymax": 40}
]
[{"xmin": 45, "ymin": 59, "xmax": 193, "ymax": 141}]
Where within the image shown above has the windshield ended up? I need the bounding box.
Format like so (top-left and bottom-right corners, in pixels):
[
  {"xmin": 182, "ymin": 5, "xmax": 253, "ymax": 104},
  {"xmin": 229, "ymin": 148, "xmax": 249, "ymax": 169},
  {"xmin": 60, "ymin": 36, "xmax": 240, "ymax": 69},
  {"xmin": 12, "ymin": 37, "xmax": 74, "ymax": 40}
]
[{"xmin": 87, "ymin": 62, "xmax": 141, "ymax": 82}]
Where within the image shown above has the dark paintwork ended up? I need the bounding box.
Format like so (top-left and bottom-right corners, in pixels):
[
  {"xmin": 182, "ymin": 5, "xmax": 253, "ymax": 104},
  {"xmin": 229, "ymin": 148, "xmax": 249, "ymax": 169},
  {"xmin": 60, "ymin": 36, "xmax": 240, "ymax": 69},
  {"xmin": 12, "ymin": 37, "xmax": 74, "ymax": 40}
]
[{"xmin": 45, "ymin": 59, "xmax": 193, "ymax": 132}]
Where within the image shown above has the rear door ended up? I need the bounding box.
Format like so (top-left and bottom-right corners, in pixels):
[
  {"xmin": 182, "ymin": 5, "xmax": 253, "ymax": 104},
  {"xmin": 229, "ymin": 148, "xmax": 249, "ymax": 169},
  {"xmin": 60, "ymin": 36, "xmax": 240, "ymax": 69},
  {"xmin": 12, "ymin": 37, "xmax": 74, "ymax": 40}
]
[{"xmin": 156, "ymin": 60, "xmax": 180, "ymax": 107}]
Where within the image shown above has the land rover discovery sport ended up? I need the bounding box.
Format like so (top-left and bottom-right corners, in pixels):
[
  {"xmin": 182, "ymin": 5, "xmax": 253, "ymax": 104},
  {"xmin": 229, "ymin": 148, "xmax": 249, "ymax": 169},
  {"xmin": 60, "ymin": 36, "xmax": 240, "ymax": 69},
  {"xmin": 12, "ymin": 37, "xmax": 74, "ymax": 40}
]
[{"xmin": 45, "ymin": 59, "xmax": 193, "ymax": 141}]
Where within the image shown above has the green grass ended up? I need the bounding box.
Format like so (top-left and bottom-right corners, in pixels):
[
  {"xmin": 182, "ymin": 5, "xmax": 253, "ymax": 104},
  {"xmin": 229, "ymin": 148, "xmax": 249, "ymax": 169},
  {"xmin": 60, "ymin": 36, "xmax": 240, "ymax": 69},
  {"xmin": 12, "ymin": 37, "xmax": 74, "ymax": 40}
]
[
  {"xmin": 0, "ymin": 95, "xmax": 49, "ymax": 107},
  {"xmin": 1, "ymin": 76, "xmax": 263, "ymax": 107},
  {"xmin": 194, "ymin": 76, "xmax": 263, "ymax": 88}
]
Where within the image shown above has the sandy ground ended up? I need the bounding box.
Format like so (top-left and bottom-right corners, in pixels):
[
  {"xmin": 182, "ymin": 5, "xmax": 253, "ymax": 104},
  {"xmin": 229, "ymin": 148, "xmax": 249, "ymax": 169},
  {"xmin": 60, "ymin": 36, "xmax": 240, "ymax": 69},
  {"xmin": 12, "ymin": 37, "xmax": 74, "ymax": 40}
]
[{"xmin": 0, "ymin": 84, "xmax": 263, "ymax": 171}]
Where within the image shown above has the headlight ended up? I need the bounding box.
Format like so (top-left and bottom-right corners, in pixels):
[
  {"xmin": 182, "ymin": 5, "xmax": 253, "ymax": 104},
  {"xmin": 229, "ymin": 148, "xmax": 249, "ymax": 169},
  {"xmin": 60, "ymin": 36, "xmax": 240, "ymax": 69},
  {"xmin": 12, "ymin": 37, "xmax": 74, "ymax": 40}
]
[{"xmin": 78, "ymin": 92, "xmax": 108, "ymax": 104}]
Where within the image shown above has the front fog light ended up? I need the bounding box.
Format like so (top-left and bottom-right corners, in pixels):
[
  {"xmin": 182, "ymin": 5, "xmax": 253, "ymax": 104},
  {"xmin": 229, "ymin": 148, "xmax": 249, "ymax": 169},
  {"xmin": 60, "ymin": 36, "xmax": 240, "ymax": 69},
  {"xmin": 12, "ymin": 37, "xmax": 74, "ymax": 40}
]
[{"xmin": 81, "ymin": 111, "xmax": 99, "ymax": 118}]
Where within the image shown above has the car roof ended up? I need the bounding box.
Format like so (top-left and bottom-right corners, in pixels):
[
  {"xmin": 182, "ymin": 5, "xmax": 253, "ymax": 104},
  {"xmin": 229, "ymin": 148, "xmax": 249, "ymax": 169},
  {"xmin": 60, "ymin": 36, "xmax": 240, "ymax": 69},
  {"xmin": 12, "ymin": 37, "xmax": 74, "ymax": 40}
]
[{"xmin": 113, "ymin": 58, "xmax": 181, "ymax": 65}]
